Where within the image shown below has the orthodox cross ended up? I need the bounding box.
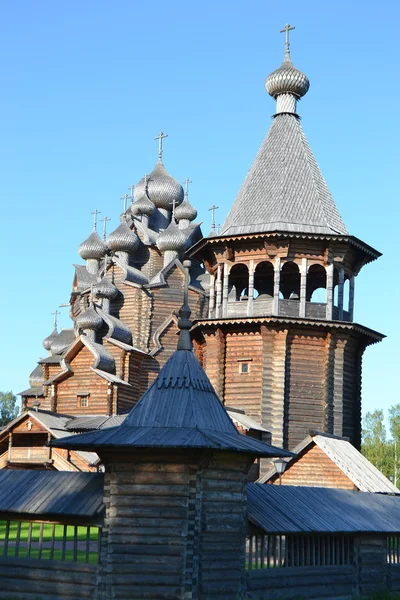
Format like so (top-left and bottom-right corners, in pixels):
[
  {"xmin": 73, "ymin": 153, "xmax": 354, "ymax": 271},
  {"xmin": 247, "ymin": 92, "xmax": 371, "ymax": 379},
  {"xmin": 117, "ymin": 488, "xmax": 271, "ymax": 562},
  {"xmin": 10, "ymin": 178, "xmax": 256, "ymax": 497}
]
[
  {"xmin": 143, "ymin": 174, "xmax": 151, "ymax": 193},
  {"xmin": 182, "ymin": 178, "xmax": 192, "ymax": 199},
  {"xmin": 128, "ymin": 184, "xmax": 135, "ymax": 204},
  {"xmin": 170, "ymin": 198, "xmax": 177, "ymax": 219},
  {"xmin": 91, "ymin": 209, "xmax": 101, "ymax": 231},
  {"xmin": 101, "ymin": 215, "xmax": 111, "ymax": 240},
  {"xmin": 51, "ymin": 309, "xmax": 60, "ymax": 330},
  {"xmin": 120, "ymin": 194, "xmax": 129, "ymax": 213},
  {"xmin": 208, "ymin": 204, "xmax": 219, "ymax": 234},
  {"xmin": 280, "ymin": 23, "xmax": 295, "ymax": 54},
  {"xmin": 154, "ymin": 131, "xmax": 168, "ymax": 162}
]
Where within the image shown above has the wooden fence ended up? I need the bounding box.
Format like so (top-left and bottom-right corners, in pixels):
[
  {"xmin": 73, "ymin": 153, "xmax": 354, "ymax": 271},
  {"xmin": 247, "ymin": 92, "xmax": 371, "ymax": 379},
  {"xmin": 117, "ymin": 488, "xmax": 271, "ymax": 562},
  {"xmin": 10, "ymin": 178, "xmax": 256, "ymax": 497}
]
[
  {"xmin": 247, "ymin": 533, "xmax": 353, "ymax": 569},
  {"xmin": 0, "ymin": 519, "xmax": 101, "ymax": 564}
]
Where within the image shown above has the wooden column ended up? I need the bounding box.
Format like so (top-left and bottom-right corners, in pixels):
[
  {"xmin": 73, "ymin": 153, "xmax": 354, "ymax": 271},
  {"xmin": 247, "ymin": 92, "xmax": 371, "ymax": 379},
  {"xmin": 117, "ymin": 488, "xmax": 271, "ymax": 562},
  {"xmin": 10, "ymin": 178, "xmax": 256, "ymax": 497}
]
[
  {"xmin": 208, "ymin": 273, "xmax": 215, "ymax": 318},
  {"xmin": 215, "ymin": 264, "xmax": 222, "ymax": 318},
  {"xmin": 8, "ymin": 432, "xmax": 13, "ymax": 461},
  {"xmin": 247, "ymin": 261, "xmax": 255, "ymax": 317},
  {"xmin": 222, "ymin": 264, "xmax": 229, "ymax": 318},
  {"xmin": 50, "ymin": 384, "xmax": 57, "ymax": 412},
  {"xmin": 326, "ymin": 263, "xmax": 334, "ymax": 320},
  {"xmin": 260, "ymin": 326, "xmax": 288, "ymax": 452},
  {"xmin": 299, "ymin": 258, "xmax": 307, "ymax": 318},
  {"xmin": 338, "ymin": 267, "xmax": 345, "ymax": 321},
  {"xmin": 332, "ymin": 335, "xmax": 347, "ymax": 437},
  {"xmin": 349, "ymin": 276, "xmax": 355, "ymax": 321},
  {"xmin": 273, "ymin": 257, "xmax": 281, "ymax": 315}
]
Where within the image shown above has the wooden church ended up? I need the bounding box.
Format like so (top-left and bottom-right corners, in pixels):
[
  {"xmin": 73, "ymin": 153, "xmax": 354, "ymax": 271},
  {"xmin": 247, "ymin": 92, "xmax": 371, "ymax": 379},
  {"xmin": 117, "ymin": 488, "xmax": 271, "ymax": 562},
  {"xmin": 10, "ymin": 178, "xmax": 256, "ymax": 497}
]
[{"xmin": 8, "ymin": 27, "xmax": 383, "ymax": 476}]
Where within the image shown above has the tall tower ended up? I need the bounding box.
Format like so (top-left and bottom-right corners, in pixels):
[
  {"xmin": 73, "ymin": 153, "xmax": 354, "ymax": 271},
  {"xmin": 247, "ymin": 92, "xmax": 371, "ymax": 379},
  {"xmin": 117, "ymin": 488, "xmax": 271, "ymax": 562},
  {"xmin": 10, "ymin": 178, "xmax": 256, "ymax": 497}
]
[{"xmin": 190, "ymin": 27, "xmax": 383, "ymax": 453}]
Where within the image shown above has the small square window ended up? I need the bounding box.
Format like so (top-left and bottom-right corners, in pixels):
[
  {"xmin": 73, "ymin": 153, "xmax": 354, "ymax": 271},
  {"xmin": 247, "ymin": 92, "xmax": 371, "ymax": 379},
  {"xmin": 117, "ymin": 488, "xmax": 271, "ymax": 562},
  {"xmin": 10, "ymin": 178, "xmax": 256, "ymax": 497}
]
[
  {"xmin": 240, "ymin": 363, "xmax": 249, "ymax": 374},
  {"xmin": 78, "ymin": 395, "xmax": 89, "ymax": 408}
]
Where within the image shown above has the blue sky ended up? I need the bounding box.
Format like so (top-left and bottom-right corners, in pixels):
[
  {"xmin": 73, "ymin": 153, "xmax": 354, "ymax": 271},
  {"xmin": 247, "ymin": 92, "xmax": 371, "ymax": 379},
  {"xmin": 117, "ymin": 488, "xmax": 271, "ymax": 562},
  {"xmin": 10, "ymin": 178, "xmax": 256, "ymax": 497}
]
[{"xmin": 0, "ymin": 0, "xmax": 399, "ymax": 419}]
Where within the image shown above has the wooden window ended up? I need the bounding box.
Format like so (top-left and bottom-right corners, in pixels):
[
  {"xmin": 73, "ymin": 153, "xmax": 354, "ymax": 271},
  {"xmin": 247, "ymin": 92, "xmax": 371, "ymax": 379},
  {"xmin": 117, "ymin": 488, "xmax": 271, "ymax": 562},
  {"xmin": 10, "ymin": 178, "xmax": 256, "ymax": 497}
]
[
  {"xmin": 239, "ymin": 362, "xmax": 250, "ymax": 374},
  {"xmin": 77, "ymin": 395, "xmax": 89, "ymax": 408}
]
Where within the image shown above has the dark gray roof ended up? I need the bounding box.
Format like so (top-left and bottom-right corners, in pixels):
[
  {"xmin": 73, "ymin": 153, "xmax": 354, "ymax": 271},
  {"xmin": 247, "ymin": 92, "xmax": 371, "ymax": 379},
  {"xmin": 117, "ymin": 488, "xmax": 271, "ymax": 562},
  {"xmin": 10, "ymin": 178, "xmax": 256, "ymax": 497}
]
[
  {"xmin": 258, "ymin": 431, "xmax": 399, "ymax": 493},
  {"xmin": 52, "ymin": 349, "xmax": 293, "ymax": 458},
  {"xmin": 73, "ymin": 264, "xmax": 98, "ymax": 293},
  {"xmin": 29, "ymin": 364, "xmax": 44, "ymax": 386},
  {"xmin": 65, "ymin": 414, "xmax": 127, "ymax": 431},
  {"xmin": 248, "ymin": 484, "xmax": 400, "ymax": 534},
  {"xmin": 220, "ymin": 114, "xmax": 348, "ymax": 237},
  {"xmin": 38, "ymin": 355, "xmax": 63, "ymax": 365},
  {"xmin": 0, "ymin": 470, "xmax": 103, "ymax": 520},
  {"xmin": 19, "ymin": 386, "xmax": 44, "ymax": 397}
]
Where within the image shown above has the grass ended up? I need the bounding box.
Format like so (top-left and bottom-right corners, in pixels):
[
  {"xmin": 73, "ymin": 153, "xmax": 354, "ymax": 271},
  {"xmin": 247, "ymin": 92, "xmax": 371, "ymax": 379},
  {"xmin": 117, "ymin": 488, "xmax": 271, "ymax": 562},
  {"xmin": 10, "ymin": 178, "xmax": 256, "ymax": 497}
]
[{"xmin": 0, "ymin": 520, "xmax": 99, "ymax": 563}]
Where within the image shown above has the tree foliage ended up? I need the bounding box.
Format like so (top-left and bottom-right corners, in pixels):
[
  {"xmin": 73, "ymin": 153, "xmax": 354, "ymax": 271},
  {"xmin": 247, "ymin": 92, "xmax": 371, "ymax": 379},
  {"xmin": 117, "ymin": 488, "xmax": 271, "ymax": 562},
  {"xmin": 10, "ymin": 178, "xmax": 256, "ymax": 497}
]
[
  {"xmin": 0, "ymin": 391, "xmax": 19, "ymax": 427},
  {"xmin": 362, "ymin": 404, "xmax": 400, "ymax": 485}
]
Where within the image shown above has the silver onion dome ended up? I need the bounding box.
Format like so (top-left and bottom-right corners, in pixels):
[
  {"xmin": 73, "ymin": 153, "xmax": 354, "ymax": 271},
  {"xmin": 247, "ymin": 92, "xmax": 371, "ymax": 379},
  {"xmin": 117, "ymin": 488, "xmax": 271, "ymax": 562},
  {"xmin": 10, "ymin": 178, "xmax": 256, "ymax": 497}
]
[
  {"xmin": 29, "ymin": 365, "xmax": 44, "ymax": 387},
  {"xmin": 78, "ymin": 231, "xmax": 107, "ymax": 260},
  {"xmin": 265, "ymin": 54, "xmax": 310, "ymax": 99},
  {"xmin": 175, "ymin": 199, "xmax": 197, "ymax": 222},
  {"xmin": 107, "ymin": 221, "xmax": 140, "ymax": 253},
  {"xmin": 157, "ymin": 220, "xmax": 187, "ymax": 253},
  {"xmin": 132, "ymin": 183, "xmax": 156, "ymax": 217},
  {"xmin": 43, "ymin": 328, "xmax": 58, "ymax": 351},
  {"xmin": 93, "ymin": 275, "xmax": 118, "ymax": 300},
  {"xmin": 144, "ymin": 162, "xmax": 184, "ymax": 211},
  {"xmin": 76, "ymin": 305, "xmax": 104, "ymax": 331}
]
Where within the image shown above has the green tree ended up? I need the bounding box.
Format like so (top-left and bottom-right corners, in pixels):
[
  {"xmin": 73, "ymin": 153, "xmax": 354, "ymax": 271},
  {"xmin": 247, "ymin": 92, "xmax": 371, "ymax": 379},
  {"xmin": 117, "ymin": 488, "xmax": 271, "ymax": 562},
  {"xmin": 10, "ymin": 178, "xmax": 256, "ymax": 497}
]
[
  {"xmin": 389, "ymin": 404, "xmax": 400, "ymax": 487},
  {"xmin": 0, "ymin": 391, "xmax": 19, "ymax": 426},
  {"xmin": 362, "ymin": 409, "xmax": 393, "ymax": 479}
]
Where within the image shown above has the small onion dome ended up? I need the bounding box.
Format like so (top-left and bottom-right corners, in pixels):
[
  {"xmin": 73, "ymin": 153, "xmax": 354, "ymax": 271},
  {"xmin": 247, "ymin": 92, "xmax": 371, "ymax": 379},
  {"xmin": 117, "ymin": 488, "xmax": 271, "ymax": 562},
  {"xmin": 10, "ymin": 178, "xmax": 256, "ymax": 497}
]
[
  {"xmin": 29, "ymin": 365, "xmax": 44, "ymax": 387},
  {"xmin": 157, "ymin": 220, "xmax": 187, "ymax": 253},
  {"xmin": 107, "ymin": 221, "xmax": 139, "ymax": 253},
  {"xmin": 132, "ymin": 182, "xmax": 156, "ymax": 217},
  {"xmin": 175, "ymin": 199, "xmax": 197, "ymax": 222},
  {"xmin": 93, "ymin": 275, "xmax": 118, "ymax": 300},
  {"xmin": 43, "ymin": 328, "xmax": 58, "ymax": 351},
  {"xmin": 76, "ymin": 305, "xmax": 103, "ymax": 331},
  {"xmin": 265, "ymin": 54, "xmax": 310, "ymax": 99},
  {"xmin": 78, "ymin": 231, "xmax": 107, "ymax": 260},
  {"xmin": 145, "ymin": 162, "xmax": 184, "ymax": 210}
]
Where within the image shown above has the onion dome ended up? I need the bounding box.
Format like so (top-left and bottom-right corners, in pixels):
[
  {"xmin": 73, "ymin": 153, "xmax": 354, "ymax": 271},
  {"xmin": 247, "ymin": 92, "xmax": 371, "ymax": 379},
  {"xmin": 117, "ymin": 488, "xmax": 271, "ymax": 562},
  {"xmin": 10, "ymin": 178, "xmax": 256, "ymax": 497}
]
[
  {"xmin": 265, "ymin": 52, "xmax": 309, "ymax": 99},
  {"xmin": 76, "ymin": 305, "xmax": 103, "ymax": 331},
  {"xmin": 132, "ymin": 181, "xmax": 156, "ymax": 217},
  {"xmin": 43, "ymin": 328, "xmax": 58, "ymax": 351},
  {"xmin": 175, "ymin": 199, "xmax": 197, "ymax": 222},
  {"xmin": 29, "ymin": 365, "xmax": 44, "ymax": 387},
  {"xmin": 78, "ymin": 231, "xmax": 107, "ymax": 260},
  {"xmin": 144, "ymin": 162, "xmax": 184, "ymax": 211},
  {"xmin": 157, "ymin": 220, "xmax": 187, "ymax": 253},
  {"xmin": 93, "ymin": 275, "xmax": 118, "ymax": 300},
  {"xmin": 50, "ymin": 329, "xmax": 75, "ymax": 355},
  {"xmin": 107, "ymin": 221, "xmax": 139, "ymax": 253}
]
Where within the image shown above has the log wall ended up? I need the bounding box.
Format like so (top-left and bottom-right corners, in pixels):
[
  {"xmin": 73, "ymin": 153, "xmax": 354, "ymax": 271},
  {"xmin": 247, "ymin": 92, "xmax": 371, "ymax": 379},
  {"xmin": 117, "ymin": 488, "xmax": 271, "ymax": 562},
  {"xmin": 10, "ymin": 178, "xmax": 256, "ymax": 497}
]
[
  {"xmin": 98, "ymin": 450, "xmax": 249, "ymax": 600},
  {"xmin": 0, "ymin": 556, "xmax": 98, "ymax": 599},
  {"xmin": 246, "ymin": 565, "xmax": 354, "ymax": 599},
  {"xmin": 268, "ymin": 443, "xmax": 357, "ymax": 489}
]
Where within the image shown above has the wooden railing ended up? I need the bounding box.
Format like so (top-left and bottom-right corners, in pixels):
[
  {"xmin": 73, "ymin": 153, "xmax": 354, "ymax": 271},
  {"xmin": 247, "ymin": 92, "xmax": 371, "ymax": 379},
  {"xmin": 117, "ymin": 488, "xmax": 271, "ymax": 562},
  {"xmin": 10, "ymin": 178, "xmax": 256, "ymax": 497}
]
[{"xmin": 8, "ymin": 447, "xmax": 51, "ymax": 463}]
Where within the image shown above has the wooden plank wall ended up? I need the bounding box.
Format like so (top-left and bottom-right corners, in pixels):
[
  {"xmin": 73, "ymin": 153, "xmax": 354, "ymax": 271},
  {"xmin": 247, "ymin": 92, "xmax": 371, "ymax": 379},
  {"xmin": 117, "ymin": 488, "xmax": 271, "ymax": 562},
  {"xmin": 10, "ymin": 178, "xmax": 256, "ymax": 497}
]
[
  {"xmin": 56, "ymin": 347, "xmax": 109, "ymax": 415},
  {"xmin": 224, "ymin": 331, "xmax": 263, "ymax": 419},
  {"xmin": 246, "ymin": 564, "xmax": 354, "ymax": 599},
  {"xmin": 0, "ymin": 556, "xmax": 98, "ymax": 600},
  {"xmin": 268, "ymin": 444, "xmax": 357, "ymax": 489}
]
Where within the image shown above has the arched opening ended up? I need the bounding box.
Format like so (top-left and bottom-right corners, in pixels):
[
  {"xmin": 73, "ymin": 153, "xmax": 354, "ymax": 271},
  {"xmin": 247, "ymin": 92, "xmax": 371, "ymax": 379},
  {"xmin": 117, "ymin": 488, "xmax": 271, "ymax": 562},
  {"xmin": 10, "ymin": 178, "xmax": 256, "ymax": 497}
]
[
  {"xmin": 228, "ymin": 264, "xmax": 249, "ymax": 301},
  {"xmin": 343, "ymin": 276, "xmax": 350, "ymax": 313},
  {"xmin": 254, "ymin": 261, "xmax": 274, "ymax": 301},
  {"xmin": 307, "ymin": 264, "xmax": 327, "ymax": 303},
  {"xmin": 280, "ymin": 262, "xmax": 300, "ymax": 300},
  {"xmin": 333, "ymin": 268, "xmax": 340, "ymax": 306}
]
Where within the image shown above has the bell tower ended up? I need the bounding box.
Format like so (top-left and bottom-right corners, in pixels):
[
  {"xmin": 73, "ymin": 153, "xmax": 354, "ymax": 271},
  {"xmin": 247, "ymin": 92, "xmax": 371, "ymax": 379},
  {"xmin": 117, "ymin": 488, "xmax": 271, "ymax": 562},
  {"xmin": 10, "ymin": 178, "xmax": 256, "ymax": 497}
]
[{"xmin": 190, "ymin": 26, "xmax": 383, "ymax": 454}]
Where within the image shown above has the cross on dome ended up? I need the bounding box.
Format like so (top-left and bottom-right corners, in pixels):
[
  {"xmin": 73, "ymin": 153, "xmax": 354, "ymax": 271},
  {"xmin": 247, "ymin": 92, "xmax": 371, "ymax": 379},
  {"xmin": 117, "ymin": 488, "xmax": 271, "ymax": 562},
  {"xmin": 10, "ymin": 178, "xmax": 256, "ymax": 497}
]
[
  {"xmin": 91, "ymin": 209, "xmax": 101, "ymax": 231},
  {"xmin": 51, "ymin": 309, "xmax": 60, "ymax": 330},
  {"xmin": 280, "ymin": 23, "xmax": 295, "ymax": 58},
  {"xmin": 183, "ymin": 178, "xmax": 192, "ymax": 199},
  {"xmin": 120, "ymin": 194, "xmax": 129, "ymax": 213},
  {"xmin": 100, "ymin": 216, "xmax": 111, "ymax": 240},
  {"xmin": 154, "ymin": 131, "xmax": 168, "ymax": 163},
  {"xmin": 208, "ymin": 204, "xmax": 219, "ymax": 234}
]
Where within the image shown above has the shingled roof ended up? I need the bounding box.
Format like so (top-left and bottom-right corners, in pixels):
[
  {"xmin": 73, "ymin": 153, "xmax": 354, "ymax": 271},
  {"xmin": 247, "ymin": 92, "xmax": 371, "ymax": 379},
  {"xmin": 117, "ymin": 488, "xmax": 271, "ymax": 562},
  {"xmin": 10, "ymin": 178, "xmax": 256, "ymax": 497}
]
[
  {"xmin": 220, "ymin": 113, "xmax": 348, "ymax": 237},
  {"xmin": 51, "ymin": 348, "xmax": 292, "ymax": 457}
]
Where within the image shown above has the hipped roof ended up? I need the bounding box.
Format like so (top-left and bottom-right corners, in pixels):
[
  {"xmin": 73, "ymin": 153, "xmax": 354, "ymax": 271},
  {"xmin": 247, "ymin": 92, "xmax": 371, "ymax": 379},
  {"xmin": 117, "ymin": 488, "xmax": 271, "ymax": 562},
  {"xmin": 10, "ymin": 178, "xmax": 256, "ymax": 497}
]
[
  {"xmin": 220, "ymin": 114, "xmax": 348, "ymax": 237},
  {"xmin": 52, "ymin": 349, "xmax": 292, "ymax": 458}
]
